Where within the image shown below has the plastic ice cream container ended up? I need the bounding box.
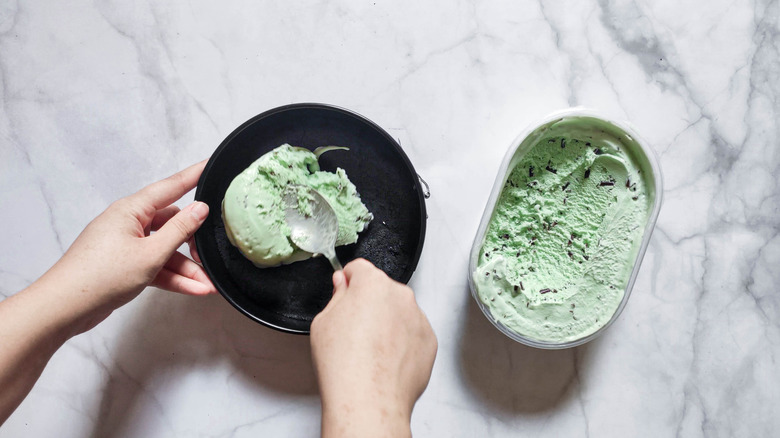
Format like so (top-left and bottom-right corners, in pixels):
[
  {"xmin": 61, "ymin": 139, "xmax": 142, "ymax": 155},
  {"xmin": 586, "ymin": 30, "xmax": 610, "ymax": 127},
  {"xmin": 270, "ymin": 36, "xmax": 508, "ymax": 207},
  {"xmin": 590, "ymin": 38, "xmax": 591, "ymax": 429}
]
[{"xmin": 468, "ymin": 108, "xmax": 663, "ymax": 349}]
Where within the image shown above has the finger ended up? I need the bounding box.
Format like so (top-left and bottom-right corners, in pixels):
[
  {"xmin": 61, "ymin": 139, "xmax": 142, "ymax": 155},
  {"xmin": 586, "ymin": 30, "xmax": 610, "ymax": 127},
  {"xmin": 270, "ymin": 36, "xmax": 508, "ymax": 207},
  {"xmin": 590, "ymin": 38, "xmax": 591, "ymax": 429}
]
[
  {"xmin": 152, "ymin": 267, "xmax": 215, "ymax": 296},
  {"xmin": 151, "ymin": 201, "xmax": 209, "ymax": 257},
  {"xmin": 131, "ymin": 160, "xmax": 207, "ymax": 210},
  {"xmin": 342, "ymin": 258, "xmax": 372, "ymax": 282},
  {"xmin": 332, "ymin": 270, "xmax": 347, "ymax": 295},
  {"xmin": 342, "ymin": 258, "xmax": 387, "ymax": 289},
  {"xmin": 164, "ymin": 251, "xmax": 214, "ymax": 287},
  {"xmin": 153, "ymin": 251, "xmax": 216, "ymax": 295},
  {"xmin": 187, "ymin": 237, "xmax": 201, "ymax": 263},
  {"xmin": 151, "ymin": 205, "xmax": 181, "ymax": 231}
]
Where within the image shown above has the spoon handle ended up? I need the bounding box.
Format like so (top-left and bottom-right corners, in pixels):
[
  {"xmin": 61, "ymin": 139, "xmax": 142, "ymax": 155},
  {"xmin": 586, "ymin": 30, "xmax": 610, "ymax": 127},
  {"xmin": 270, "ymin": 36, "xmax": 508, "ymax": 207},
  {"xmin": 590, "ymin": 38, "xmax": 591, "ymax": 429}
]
[{"xmin": 323, "ymin": 249, "xmax": 343, "ymax": 271}]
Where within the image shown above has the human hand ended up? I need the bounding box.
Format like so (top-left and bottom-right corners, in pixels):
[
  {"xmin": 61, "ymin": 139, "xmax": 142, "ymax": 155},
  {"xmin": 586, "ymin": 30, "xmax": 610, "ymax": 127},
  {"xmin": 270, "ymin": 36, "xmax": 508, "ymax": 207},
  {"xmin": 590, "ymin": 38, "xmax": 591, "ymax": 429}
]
[
  {"xmin": 310, "ymin": 259, "xmax": 437, "ymax": 438},
  {"xmin": 0, "ymin": 160, "xmax": 216, "ymax": 424},
  {"xmin": 40, "ymin": 160, "xmax": 216, "ymax": 334}
]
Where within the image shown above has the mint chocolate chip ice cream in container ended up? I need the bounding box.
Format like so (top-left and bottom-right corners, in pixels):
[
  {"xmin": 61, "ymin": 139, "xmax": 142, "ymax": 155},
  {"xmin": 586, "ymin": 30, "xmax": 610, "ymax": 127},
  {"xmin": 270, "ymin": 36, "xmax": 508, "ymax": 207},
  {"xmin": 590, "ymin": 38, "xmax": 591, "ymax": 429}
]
[{"xmin": 468, "ymin": 109, "xmax": 663, "ymax": 349}]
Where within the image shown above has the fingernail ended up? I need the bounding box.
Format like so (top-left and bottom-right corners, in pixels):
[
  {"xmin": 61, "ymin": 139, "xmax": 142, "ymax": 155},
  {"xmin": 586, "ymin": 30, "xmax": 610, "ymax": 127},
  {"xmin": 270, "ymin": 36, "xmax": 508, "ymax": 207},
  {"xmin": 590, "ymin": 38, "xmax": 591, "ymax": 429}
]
[{"xmin": 190, "ymin": 202, "xmax": 209, "ymax": 221}]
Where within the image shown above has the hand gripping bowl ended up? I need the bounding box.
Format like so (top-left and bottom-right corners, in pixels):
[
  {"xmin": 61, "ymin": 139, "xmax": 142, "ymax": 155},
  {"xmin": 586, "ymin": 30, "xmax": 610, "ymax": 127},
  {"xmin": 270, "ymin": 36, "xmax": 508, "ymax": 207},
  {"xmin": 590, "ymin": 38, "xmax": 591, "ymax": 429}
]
[
  {"xmin": 468, "ymin": 108, "xmax": 663, "ymax": 349},
  {"xmin": 195, "ymin": 103, "xmax": 427, "ymax": 334}
]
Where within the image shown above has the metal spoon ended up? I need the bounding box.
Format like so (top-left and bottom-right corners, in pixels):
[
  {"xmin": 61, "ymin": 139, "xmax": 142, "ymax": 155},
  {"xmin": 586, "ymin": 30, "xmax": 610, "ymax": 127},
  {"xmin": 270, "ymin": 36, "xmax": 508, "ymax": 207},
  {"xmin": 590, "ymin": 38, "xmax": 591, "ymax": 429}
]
[{"xmin": 282, "ymin": 186, "xmax": 342, "ymax": 271}]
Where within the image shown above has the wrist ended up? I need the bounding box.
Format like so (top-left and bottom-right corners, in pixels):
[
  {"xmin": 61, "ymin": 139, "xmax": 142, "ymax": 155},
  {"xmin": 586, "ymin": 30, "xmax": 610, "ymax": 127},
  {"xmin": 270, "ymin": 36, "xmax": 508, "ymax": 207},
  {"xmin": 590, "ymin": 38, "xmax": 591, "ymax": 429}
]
[
  {"xmin": 321, "ymin": 391, "xmax": 412, "ymax": 438},
  {"xmin": 29, "ymin": 266, "xmax": 120, "ymax": 338}
]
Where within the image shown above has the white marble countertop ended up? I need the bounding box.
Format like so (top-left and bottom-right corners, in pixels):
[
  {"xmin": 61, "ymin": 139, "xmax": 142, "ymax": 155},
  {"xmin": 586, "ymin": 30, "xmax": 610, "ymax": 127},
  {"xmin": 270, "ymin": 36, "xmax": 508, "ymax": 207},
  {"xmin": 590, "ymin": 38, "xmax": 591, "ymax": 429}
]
[{"xmin": 2, "ymin": 0, "xmax": 778, "ymax": 436}]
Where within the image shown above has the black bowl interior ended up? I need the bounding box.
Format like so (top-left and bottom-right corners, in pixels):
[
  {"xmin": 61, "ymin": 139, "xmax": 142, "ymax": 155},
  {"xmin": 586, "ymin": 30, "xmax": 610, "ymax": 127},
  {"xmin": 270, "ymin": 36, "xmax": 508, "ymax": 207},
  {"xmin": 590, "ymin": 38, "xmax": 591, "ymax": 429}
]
[{"xmin": 194, "ymin": 103, "xmax": 427, "ymax": 334}]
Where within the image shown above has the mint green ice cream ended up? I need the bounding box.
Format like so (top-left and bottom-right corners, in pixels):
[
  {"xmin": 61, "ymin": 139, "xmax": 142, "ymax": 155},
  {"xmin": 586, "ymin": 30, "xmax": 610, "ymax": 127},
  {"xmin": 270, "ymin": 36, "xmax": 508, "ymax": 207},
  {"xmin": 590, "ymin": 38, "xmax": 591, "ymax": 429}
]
[
  {"xmin": 474, "ymin": 117, "xmax": 655, "ymax": 344},
  {"xmin": 222, "ymin": 144, "xmax": 373, "ymax": 267}
]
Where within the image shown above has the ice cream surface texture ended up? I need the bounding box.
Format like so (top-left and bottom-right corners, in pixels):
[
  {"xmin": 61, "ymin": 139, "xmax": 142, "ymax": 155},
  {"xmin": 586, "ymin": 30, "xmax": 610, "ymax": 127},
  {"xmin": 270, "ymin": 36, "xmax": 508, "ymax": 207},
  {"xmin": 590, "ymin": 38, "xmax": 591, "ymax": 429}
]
[
  {"xmin": 474, "ymin": 116, "xmax": 655, "ymax": 344},
  {"xmin": 222, "ymin": 144, "xmax": 373, "ymax": 267}
]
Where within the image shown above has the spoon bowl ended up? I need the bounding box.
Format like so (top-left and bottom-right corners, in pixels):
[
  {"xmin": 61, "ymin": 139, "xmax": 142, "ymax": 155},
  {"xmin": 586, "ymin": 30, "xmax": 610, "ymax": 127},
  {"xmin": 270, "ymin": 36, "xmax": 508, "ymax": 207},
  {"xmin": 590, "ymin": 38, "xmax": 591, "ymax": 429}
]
[{"xmin": 283, "ymin": 186, "xmax": 342, "ymax": 271}]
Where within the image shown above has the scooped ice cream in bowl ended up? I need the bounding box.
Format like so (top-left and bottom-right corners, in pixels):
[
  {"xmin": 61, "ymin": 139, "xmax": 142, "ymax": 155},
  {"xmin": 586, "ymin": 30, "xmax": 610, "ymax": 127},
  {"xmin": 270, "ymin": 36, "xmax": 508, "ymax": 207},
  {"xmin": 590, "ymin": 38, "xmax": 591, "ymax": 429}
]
[{"xmin": 222, "ymin": 144, "xmax": 373, "ymax": 268}]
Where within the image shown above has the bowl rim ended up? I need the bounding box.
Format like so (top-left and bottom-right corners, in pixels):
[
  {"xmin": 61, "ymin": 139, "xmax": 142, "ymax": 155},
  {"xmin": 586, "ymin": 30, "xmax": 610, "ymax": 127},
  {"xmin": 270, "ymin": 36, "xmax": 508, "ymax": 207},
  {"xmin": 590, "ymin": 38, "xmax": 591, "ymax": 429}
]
[
  {"xmin": 195, "ymin": 102, "xmax": 428, "ymax": 334},
  {"xmin": 467, "ymin": 107, "xmax": 664, "ymax": 349}
]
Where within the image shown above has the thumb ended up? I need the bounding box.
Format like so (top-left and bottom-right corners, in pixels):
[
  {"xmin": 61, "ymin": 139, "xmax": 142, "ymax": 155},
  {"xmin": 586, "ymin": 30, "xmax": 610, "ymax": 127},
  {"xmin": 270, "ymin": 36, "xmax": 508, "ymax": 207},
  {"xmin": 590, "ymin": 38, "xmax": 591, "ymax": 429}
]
[
  {"xmin": 151, "ymin": 201, "xmax": 209, "ymax": 256},
  {"xmin": 332, "ymin": 270, "xmax": 348, "ymax": 295}
]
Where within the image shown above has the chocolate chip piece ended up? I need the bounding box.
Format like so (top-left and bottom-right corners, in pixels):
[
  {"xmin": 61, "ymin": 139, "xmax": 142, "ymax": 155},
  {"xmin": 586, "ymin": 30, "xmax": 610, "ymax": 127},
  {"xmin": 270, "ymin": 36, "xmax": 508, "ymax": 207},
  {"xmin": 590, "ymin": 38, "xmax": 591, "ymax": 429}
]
[
  {"xmin": 540, "ymin": 288, "xmax": 551, "ymax": 294},
  {"xmin": 545, "ymin": 163, "xmax": 558, "ymax": 174},
  {"xmin": 584, "ymin": 168, "xmax": 591, "ymax": 179},
  {"xmin": 561, "ymin": 139, "xmax": 566, "ymax": 148},
  {"xmin": 529, "ymin": 166, "xmax": 535, "ymax": 177},
  {"xmin": 562, "ymin": 182, "xmax": 570, "ymax": 191},
  {"xmin": 599, "ymin": 181, "xmax": 615, "ymax": 187},
  {"xmin": 594, "ymin": 148, "xmax": 603, "ymax": 155}
]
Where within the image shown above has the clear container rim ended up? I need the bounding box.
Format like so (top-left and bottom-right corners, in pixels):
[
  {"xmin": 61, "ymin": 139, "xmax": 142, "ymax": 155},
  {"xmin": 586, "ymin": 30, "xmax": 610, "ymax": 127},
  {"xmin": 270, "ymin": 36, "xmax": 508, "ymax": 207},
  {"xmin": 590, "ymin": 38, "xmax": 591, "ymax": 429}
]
[{"xmin": 467, "ymin": 107, "xmax": 664, "ymax": 350}]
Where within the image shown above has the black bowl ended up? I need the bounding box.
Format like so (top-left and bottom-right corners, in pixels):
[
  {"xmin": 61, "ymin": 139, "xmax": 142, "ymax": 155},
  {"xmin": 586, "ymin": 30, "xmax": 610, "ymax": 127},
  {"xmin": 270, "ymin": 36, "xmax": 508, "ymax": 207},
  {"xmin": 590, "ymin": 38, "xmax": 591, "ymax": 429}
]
[{"xmin": 194, "ymin": 103, "xmax": 427, "ymax": 334}]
